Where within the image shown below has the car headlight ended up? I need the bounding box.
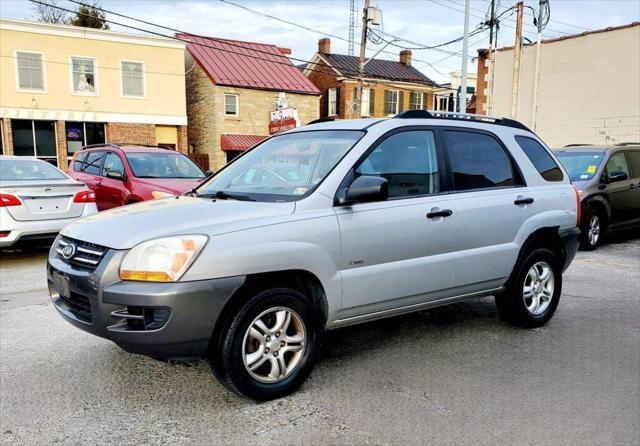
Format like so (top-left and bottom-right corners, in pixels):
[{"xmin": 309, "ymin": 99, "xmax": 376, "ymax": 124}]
[
  {"xmin": 151, "ymin": 191, "xmax": 175, "ymax": 199},
  {"xmin": 120, "ymin": 235, "xmax": 208, "ymax": 282}
]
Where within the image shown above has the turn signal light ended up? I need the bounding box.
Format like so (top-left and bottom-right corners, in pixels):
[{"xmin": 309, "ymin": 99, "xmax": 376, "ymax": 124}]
[
  {"xmin": 572, "ymin": 185, "xmax": 582, "ymax": 227},
  {"xmin": 73, "ymin": 190, "xmax": 96, "ymax": 203},
  {"xmin": 0, "ymin": 194, "xmax": 21, "ymax": 207},
  {"xmin": 119, "ymin": 270, "xmax": 172, "ymax": 282}
]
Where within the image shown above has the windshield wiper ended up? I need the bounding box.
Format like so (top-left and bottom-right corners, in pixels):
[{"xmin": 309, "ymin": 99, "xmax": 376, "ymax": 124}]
[{"xmin": 197, "ymin": 190, "xmax": 256, "ymax": 201}]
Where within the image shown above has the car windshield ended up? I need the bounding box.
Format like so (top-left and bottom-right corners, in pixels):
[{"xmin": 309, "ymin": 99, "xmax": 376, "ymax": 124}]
[
  {"xmin": 125, "ymin": 152, "xmax": 205, "ymax": 179},
  {"xmin": 197, "ymin": 130, "xmax": 364, "ymax": 202},
  {"xmin": 554, "ymin": 151, "xmax": 605, "ymax": 181},
  {"xmin": 0, "ymin": 158, "xmax": 67, "ymax": 181}
]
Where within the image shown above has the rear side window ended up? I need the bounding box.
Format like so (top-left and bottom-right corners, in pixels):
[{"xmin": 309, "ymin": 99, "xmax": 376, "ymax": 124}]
[
  {"xmin": 83, "ymin": 151, "xmax": 106, "ymax": 175},
  {"xmin": 515, "ymin": 136, "xmax": 564, "ymax": 182},
  {"xmin": 355, "ymin": 130, "xmax": 440, "ymax": 198},
  {"xmin": 625, "ymin": 151, "xmax": 640, "ymax": 179},
  {"xmin": 72, "ymin": 152, "xmax": 87, "ymax": 172},
  {"xmin": 443, "ymin": 130, "xmax": 516, "ymax": 191}
]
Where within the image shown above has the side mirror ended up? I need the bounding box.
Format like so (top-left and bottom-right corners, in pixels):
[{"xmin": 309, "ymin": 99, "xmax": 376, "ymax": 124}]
[
  {"xmin": 338, "ymin": 175, "xmax": 388, "ymax": 205},
  {"xmin": 607, "ymin": 171, "xmax": 628, "ymax": 183},
  {"xmin": 106, "ymin": 170, "xmax": 124, "ymax": 181}
]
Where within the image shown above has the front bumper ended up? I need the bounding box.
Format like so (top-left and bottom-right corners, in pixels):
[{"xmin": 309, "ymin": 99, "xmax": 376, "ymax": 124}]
[
  {"xmin": 47, "ymin": 244, "xmax": 245, "ymax": 360},
  {"xmin": 559, "ymin": 227, "xmax": 580, "ymax": 272}
]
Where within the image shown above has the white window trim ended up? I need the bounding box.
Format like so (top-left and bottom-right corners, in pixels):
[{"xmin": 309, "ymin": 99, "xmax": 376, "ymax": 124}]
[
  {"xmin": 410, "ymin": 92, "xmax": 423, "ymax": 110},
  {"xmin": 14, "ymin": 49, "xmax": 47, "ymax": 94},
  {"xmin": 328, "ymin": 88, "xmax": 337, "ymax": 116},
  {"xmin": 360, "ymin": 88, "xmax": 371, "ymax": 117},
  {"xmin": 224, "ymin": 93, "xmax": 240, "ymax": 117},
  {"xmin": 387, "ymin": 89, "xmax": 399, "ymax": 116},
  {"xmin": 120, "ymin": 59, "xmax": 146, "ymax": 99},
  {"xmin": 69, "ymin": 55, "xmax": 98, "ymax": 96}
]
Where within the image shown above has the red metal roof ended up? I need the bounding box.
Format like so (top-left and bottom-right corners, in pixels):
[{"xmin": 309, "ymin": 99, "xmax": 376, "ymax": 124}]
[
  {"xmin": 220, "ymin": 134, "xmax": 268, "ymax": 152},
  {"xmin": 178, "ymin": 33, "xmax": 320, "ymax": 95}
]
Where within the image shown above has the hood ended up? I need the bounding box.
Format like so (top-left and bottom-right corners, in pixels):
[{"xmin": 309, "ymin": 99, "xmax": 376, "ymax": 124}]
[
  {"xmin": 136, "ymin": 177, "xmax": 205, "ymax": 195},
  {"xmin": 61, "ymin": 196, "xmax": 295, "ymax": 249}
]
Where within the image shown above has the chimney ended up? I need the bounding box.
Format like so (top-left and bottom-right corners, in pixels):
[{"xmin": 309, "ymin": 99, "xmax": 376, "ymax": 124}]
[
  {"xmin": 399, "ymin": 49, "xmax": 412, "ymax": 65},
  {"xmin": 318, "ymin": 38, "xmax": 331, "ymax": 55}
]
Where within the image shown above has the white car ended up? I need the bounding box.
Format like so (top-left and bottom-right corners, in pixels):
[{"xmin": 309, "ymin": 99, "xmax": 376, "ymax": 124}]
[{"xmin": 0, "ymin": 156, "xmax": 98, "ymax": 247}]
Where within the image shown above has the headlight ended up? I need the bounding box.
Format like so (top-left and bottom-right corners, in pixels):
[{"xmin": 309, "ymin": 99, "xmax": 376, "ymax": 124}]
[
  {"xmin": 151, "ymin": 191, "xmax": 174, "ymax": 199},
  {"xmin": 120, "ymin": 235, "xmax": 208, "ymax": 282}
]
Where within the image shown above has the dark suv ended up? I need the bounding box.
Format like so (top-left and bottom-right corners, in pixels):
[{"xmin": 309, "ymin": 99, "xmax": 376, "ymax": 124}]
[
  {"xmin": 554, "ymin": 143, "xmax": 640, "ymax": 250},
  {"xmin": 69, "ymin": 144, "xmax": 206, "ymax": 211}
]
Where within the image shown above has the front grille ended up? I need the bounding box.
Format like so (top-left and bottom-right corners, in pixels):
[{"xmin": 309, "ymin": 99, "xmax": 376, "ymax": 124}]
[
  {"xmin": 56, "ymin": 236, "xmax": 108, "ymax": 271},
  {"xmin": 59, "ymin": 291, "xmax": 92, "ymax": 322}
]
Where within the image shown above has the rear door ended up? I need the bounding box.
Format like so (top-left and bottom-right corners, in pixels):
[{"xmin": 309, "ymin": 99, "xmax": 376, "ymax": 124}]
[
  {"xmin": 98, "ymin": 151, "xmax": 128, "ymax": 209},
  {"xmin": 625, "ymin": 149, "xmax": 640, "ymax": 222},
  {"xmin": 442, "ymin": 129, "xmax": 537, "ymax": 290},
  {"xmin": 337, "ymin": 128, "xmax": 457, "ymax": 318}
]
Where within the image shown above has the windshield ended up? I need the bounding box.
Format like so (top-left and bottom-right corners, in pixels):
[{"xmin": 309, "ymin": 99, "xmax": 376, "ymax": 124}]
[
  {"xmin": 0, "ymin": 158, "xmax": 67, "ymax": 181},
  {"xmin": 197, "ymin": 130, "xmax": 364, "ymax": 201},
  {"xmin": 125, "ymin": 152, "xmax": 205, "ymax": 179},
  {"xmin": 554, "ymin": 151, "xmax": 605, "ymax": 181}
]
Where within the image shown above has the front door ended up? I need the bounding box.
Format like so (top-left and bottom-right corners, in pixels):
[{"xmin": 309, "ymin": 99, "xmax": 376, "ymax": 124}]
[
  {"xmin": 604, "ymin": 151, "xmax": 635, "ymax": 226},
  {"xmin": 337, "ymin": 129, "xmax": 457, "ymax": 318},
  {"xmin": 98, "ymin": 151, "xmax": 127, "ymax": 209}
]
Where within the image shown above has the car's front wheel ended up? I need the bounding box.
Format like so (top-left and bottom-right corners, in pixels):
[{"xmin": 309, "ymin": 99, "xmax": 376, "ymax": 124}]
[
  {"xmin": 495, "ymin": 247, "xmax": 562, "ymax": 328},
  {"xmin": 209, "ymin": 288, "xmax": 319, "ymax": 400}
]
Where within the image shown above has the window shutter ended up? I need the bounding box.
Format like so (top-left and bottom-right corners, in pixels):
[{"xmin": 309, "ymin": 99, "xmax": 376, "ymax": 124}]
[
  {"xmin": 399, "ymin": 91, "xmax": 405, "ymax": 112},
  {"xmin": 384, "ymin": 90, "xmax": 390, "ymax": 115},
  {"xmin": 325, "ymin": 91, "xmax": 330, "ymax": 117},
  {"xmin": 422, "ymin": 92, "xmax": 428, "ymax": 110},
  {"xmin": 369, "ymin": 89, "xmax": 376, "ymax": 115},
  {"xmin": 335, "ymin": 87, "xmax": 341, "ymax": 116}
]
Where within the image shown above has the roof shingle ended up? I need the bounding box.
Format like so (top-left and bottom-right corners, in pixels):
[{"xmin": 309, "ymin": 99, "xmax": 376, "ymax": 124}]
[
  {"xmin": 320, "ymin": 53, "xmax": 434, "ymax": 85},
  {"xmin": 178, "ymin": 33, "xmax": 320, "ymax": 95}
]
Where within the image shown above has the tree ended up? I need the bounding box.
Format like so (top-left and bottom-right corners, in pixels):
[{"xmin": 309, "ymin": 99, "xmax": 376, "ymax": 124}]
[
  {"xmin": 30, "ymin": 0, "xmax": 70, "ymax": 24},
  {"xmin": 70, "ymin": 1, "xmax": 110, "ymax": 30}
]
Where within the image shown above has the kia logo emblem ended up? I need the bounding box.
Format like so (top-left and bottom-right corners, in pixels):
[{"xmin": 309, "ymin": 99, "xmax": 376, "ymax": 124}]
[{"xmin": 62, "ymin": 244, "xmax": 76, "ymax": 259}]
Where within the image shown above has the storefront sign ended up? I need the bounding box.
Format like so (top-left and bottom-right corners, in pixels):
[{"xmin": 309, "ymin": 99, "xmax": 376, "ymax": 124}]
[{"xmin": 269, "ymin": 107, "xmax": 298, "ymax": 135}]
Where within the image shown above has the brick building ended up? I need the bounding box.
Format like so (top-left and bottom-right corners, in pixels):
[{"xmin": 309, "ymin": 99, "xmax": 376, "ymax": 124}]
[
  {"xmin": 0, "ymin": 19, "xmax": 188, "ymax": 169},
  {"xmin": 301, "ymin": 38, "xmax": 435, "ymax": 119},
  {"xmin": 178, "ymin": 34, "xmax": 320, "ymax": 171},
  {"xmin": 476, "ymin": 22, "xmax": 640, "ymax": 147}
]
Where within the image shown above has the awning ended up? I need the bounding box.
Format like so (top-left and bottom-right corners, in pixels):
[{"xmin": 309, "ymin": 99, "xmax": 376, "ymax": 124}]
[{"xmin": 220, "ymin": 134, "xmax": 268, "ymax": 152}]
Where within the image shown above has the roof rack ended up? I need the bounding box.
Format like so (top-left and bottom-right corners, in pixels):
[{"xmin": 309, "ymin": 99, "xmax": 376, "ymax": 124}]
[
  {"xmin": 394, "ymin": 110, "xmax": 532, "ymax": 132},
  {"xmin": 564, "ymin": 143, "xmax": 595, "ymax": 147},
  {"xmin": 81, "ymin": 143, "xmax": 120, "ymax": 150},
  {"xmin": 615, "ymin": 142, "xmax": 640, "ymax": 147},
  {"xmin": 81, "ymin": 143, "xmax": 175, "ymax": 151}
]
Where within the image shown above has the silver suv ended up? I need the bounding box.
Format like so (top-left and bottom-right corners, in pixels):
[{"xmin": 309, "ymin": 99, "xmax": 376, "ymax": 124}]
[{"xmin": 47, "ymin": 111, "xmax": 580, "ymax": 400}]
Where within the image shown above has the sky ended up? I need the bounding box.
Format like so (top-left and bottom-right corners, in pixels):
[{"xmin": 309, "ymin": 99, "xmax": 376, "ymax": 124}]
[{"xmin": 1, "ymin": 0, "xmax": 638, "ymax": 84}]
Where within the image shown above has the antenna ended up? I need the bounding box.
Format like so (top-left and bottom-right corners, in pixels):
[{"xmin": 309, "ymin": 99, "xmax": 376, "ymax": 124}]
[{"xmin": 348, "ymin": 0, "xmax": 356, "ymax": 56}]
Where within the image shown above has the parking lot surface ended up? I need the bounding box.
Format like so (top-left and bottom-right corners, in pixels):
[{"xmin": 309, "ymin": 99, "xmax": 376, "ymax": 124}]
[{"xmin": 1, "ymin": 234, "xmax": 639, "ymax": 445}]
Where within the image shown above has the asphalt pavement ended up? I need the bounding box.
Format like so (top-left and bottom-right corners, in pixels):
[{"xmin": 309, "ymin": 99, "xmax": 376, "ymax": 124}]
[{"xmin": 1, "ymin": 234, "xmax": 639, "ymax": 445}]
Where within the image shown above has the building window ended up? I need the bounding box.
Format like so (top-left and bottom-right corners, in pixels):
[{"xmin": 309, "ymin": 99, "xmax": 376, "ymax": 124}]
[
  {"xmin": 328, "ymin": 88, "xmax": 338, "ymax": 116},
  {"xmin": 15, "ymin": 51, "xmax": 45, "ymax": 92},
  {"xmin": 65, "ymin": 122, "xmax": 106, "ymax": 156},
  {"xmin": 71, "ymin": 57, "xmax": 96, "ymax": 94},
  {"xmin": 384, "ymin": 90, "xmax": 399, "ymax": 115},
  {"xmin": 224, "ymin": 94, "xmax": 239, "ymax": 116},
  {"xmin": 409, "ymin": 92, "xmax": 423, "ymax": 110},
  {"xmin": 10, "ymin": 119, "xmax": 57, "ymax": 165},
  {"xmin": 121, "ymin": 61, "xmax": 144, "ymax": 97}
]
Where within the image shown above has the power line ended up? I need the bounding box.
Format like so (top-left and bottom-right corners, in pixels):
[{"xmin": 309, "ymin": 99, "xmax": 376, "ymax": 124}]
[{"xmin": 476, "ymin": 0, "xmax": 591, "ymax": 31}]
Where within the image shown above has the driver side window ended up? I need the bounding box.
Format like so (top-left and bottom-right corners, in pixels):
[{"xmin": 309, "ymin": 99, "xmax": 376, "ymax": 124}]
[{"xmin": 355, "ymin": 130, "xmax": 440, "ymax": 198}]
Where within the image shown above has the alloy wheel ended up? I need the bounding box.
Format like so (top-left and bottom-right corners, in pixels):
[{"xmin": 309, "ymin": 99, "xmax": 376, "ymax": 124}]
[
  {"xmin": 588, "ymin": 214, "xmax": 600, "ymax": 246},
  {"xmin": 523, "ymin": 261, "xmax": 555, "ymax": 316},
  {"xmin": 242, "ymin": 307, "xmax": 306, "ymax": 383}
]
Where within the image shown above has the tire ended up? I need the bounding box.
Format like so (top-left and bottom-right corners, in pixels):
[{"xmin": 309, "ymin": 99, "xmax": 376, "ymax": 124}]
[
  {"xmin": 495, "ymin": 247, "xmax": 562, "ymax": 328},
  {"xmin": 208, "ymin": 288, "xmax": 320, "ymax": 400},
  {"xmin": 580, "ymin": 208, "xmax": 605, "ymax": 251}
]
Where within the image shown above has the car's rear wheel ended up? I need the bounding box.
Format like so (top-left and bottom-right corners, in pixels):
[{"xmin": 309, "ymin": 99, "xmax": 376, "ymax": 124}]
[
  {"xmin": 581, "ymin": 208, "xmax": 605, "ymax": 250},
  {"xmin": 208, "ymin": 288, "xmax": 319, "ymax": 400},
  {"xmin": 495, "ymin": 247, "xmax": 562, "ymax": 328}
]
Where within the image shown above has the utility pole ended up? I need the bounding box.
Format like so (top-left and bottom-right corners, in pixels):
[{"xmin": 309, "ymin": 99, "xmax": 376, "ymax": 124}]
[
  {"xmin": 510, "ymin": 1, "xmax": 524, "ymax": 119},
  {"xmin": 487, "ymin": 0, "xmax": 496, "ymax": 115},
  {"xmin": 458, "ymin": 0, "xmax": 471, "ymax": 113},
  {"xmin": 531, "ymin": 0, "xmax": 547, "ymax": 130},
  {"xmin": 356, "ymin": 0, "xmax": 372, "ymax": 117}
]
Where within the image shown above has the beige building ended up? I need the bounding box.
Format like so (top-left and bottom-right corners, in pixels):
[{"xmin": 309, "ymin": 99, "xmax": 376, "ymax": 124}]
[
  {"xmin": 432, "ymin": 70, "xmax": 477, "ymax": 112},
  {"xmin": 0, "ymin": 19, "xmax": 188, "ymax": 168},
  {"xmin": 179, "ymin": 34, "xmax": 320, "ymax": 170},
  {"xmin": 476, "ymin": 22, "xmax": 640, "ymax": 147}
]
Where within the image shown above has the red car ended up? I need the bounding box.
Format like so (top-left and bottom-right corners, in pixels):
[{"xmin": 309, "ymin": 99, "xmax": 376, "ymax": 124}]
[{"xmin": 68, "ymin": 144, "xmax": 207, "ymax": 211}]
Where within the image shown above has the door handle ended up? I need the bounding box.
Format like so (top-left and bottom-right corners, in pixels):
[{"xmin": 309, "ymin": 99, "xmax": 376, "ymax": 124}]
[
  {"xmin": 514, "ymin": 197, "xmax": 534, "ymax": 205},
  {"xmin": 426, "ymin": 209, "xmax": 453, "ymax": 219}
]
